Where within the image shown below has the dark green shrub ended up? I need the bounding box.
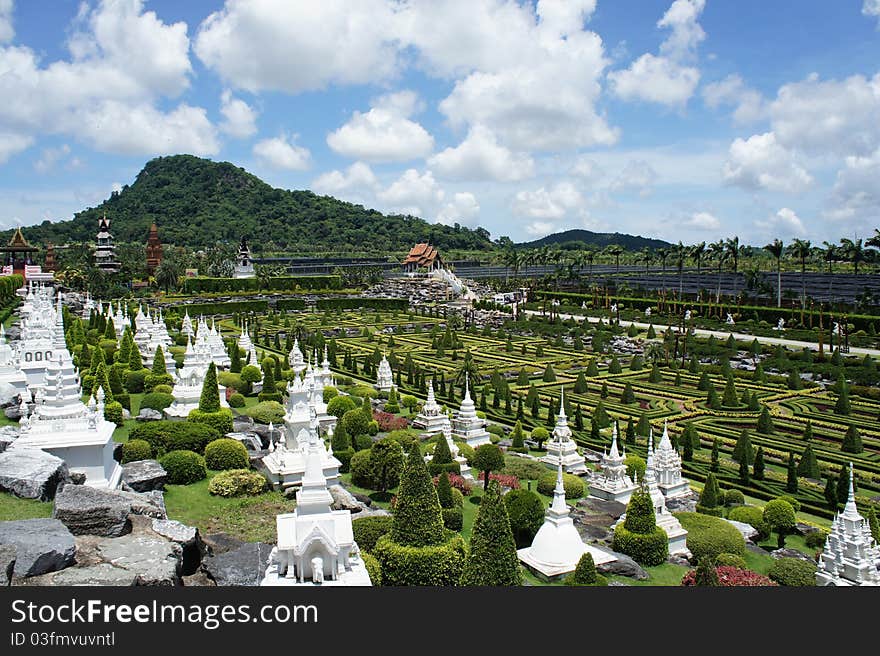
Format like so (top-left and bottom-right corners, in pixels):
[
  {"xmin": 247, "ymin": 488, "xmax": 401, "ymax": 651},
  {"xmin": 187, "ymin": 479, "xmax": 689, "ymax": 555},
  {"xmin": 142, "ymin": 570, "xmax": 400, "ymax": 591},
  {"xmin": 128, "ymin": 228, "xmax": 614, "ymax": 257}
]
[
  {"xmin": 188, "ymin": 408, "xmax": 234, "ymax": 435},
  {"xmin": 715, "ymin": 553, "xmax": 748, "ymax": 569},
  {"xmin": 768, "ymin": 558, "xmax": 817, "ymax": 586},
  {"xmin": 675, "ymin": 512, "xmax": 746, "ymax": 560},
  {"xmin": 115, "ymin": 393, "xmax": 131, "ymax": 412},
  {"xmin": 125, "ymin": 369, "xmax": 148, "ymax": 393},
  {"xmin": 612, "ymin": 487, "xmax": 668, "ymax": 566},
  {"xmin": 130, "ymin": 420, "xmax": 220, "ymax": 455},
  {"xmin": 349, "ymin": 449, "xmax": 373, "ymax": 488},
  {"xmin": 352, "ymin": 515, "xmax": 393, "ymax": 553},
  {"xmin": 441, "ymin": 506, "xmax": 463, "ymax": 531},
  {"xmin": 502, "ymin": 457, "xmax": 546, "ymax": 481},
  {"xmin": 159, "ymin": 450, "xmax": 207, "ymax": 484},
  {"xmin": 228, "ymin": 393, "xmax": 246, "ymax": 408},
  {"xmin": 504, "ymin": 488, "xmax": 546, "ymax": 548},
  {"xmin": 724, "ymin": 489, "xmax": 745, "ymax": 506},
  {"xmin": 804, "ymin": 530, "xmax": 828, "ymax": 549},
  {"xmin": 461, "ymin": 481, "xmax": 522, "ymax": 586},
  {"xmin": 390, "ymin": 446, "xmax": 445, "ymax": 547},
  {"xmin": 103, "ymin": 401, "xmax": 124, "ymax": 427},
  {"xmin": 204, "ymin": 438, "xmax": 249, "ymax": 470},
  {"xmin": 372, "ymin": 533, "xmax": 467, "ymax": 586},
  {"xmin": 140, "ymin": 392, "xmax": 175, "ymax": 412},
  {"xmin": 121, "ymin": 439, "xmax": 152, "ymax": 464},
  {"xmin": 335, "ymin": 447, "xmax": 355, "ymax": 474},
  {"xmin": 565, "ymin": 552, "xmax": 607, "ymax": 586},
  {"xmin": 537, "ymin": 470, "xmax": 584, "ymax": 499},
  {"xmin": 361, "ymin": 552, "xmax": 381, "ymax": 586},
  {"xmin": 207, "ymin": 469, "xmax": 268, "ymax": 497}
]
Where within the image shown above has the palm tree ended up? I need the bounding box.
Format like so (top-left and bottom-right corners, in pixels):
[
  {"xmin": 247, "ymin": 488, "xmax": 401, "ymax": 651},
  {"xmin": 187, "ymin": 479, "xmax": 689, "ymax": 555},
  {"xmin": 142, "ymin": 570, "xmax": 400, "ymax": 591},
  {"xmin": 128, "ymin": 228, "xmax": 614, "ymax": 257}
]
[
  {"xmin": 725, "ymin": 236, "xmax": 741, "ymax": 273},
  {"xmin": 839, "ymin": 237, "xmax": 865, "ymax": 275},
  {"xmin": 154, "ymin": 260, "xmax": 180, "ymax": 294},
  {"xmin": 689, "ymin": 241, "xmax": 706, "ymax": 273},
  {"xmin": 496, "ymin": 248, "xmax": 522, "ymax": 282},
  {"xmin": 639, "ymin": 247, "xmax": 653, "ymax": 274},
  {"xmin": 656, "ymin": 247, "xmax": 670, "ymax": 273},
  {"xmin": 674, "ymin": 241, "xmax": 687, "ymax": 296},
  {"xmin": 605, "ymin": 244, "xmax": 625, "ymax": 274},
  {"xmin": 764, "ymin": 239, "xmax": 784, "ymax": 308},
  {"xmin": 708, "ymin": 240, "xmax": 727, "ymax": 303},
  {"xmin": 787, "ymin": 238, "xmax": 812, "ymax": 309},
  {"xmin": 576, "ymin": 247, "xmax": 597, "ymax": 287}
]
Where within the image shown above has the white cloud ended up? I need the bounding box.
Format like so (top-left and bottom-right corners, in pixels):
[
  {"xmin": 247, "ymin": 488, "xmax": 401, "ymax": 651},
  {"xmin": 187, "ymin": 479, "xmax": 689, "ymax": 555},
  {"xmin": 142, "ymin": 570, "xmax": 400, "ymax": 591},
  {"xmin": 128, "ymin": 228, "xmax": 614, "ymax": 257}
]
[
  {"xmin": 195, "ymin": 0, "xmax": 400, "ymax": 93},
  {"xmin": 253, "ymin": 134, "xmax": 311, "ymax": 170},
  {"xmin": 0, "ymin": 0, "xmax": 13, "ymax": 43},
  {"xmin": 682, "ymin": 211, "xmax": 720, "ymax": 230},
  {"xmin": 219, "ymin": 90, "xmax": 257, "ymax": 138},
  {"xmin": 34, "ymin": 144, "xmax": 70, "ymax": 173},
  {"xmin": 722, "ymin": 132, "xmax": 813, "ymax": 193},
  {"xmin": 608, "ymin": 0, "xmax": 706, "ymax": 107},
  {"xmin": 769, "ymin": 73, "xmax": 880, "ymax": 157},
  {"xmin": 702, "ymin": 74, "xmax": 766, "ymax": 124},
  {"xmin": 512, "ymin": 181, "xmax": 584, "ymax": 220},
  {"xmin": 610, "ymin": 159, "xmax": 658, "ymax": 196},
  {"xmin": 0, "ymin": 131, "xmax": 31, "ymax": 163},
  {"xmin": 569, "ymin": 156, "xmax": 604, "ymax": 182},
  {"xmin": 536, "ymin": 0, "xmax": 596, "ymax": 37},
  {"xmin": 755, "ymin": 207, "xmax": 807, "ymax": 237},
  {"xmin": 524, "ymin": 221, "xmax": 558, "ymax": 237},
  {"xmin": 312, "ymin": 161, "xmax": 379, "ymax": 195},
  {"xmin": 437, "ymin": 192, "xmax": 480, "ymax": 226},
  {"xmin": 428, "ymin": 125, "xmax": 534, "ymax": 182},
  {"xmin": 377, "ymin": 169, "xmax": 444, "ymax": 217},
  {"xmin": 864, "ymin": 0, "xmax": 880, "ymax": 26},
  {"xmin": 0, "ymin": 0, "xmax": 218, "ymax": 157},
  {"xmin": 327, "ymin": 90, "xmax": 434, "ymax": 163},
  {"xmin": 824, "ymin": 149, "xmax": 880, "ymax": 223}
]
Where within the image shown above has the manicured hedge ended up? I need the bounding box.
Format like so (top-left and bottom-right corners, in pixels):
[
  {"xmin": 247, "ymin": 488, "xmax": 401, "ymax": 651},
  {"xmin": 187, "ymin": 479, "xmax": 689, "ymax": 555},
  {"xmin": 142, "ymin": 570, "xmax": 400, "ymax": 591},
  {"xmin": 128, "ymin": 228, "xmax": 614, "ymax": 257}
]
[
  {"xmin": 169, "ymin": 300, "xmax": 269, "ymax": 316},
  {"xmin": 768, "ymin": 558, "xmax": 817, "ymax": 586},
  {"xmin": 182, "ymin": 275, "xmax": 342, "ymax": 294},
  {"xmin": 242, "ymin": 401, "xmax": 285, "ymax": 425},
  {"xmin": 188, "ymin": 408, "xmax": 234, "ymax": 435},
  {"xmin": 315, "ymin": 297, "xmax": 408, "ymax": 311},
  {"xmin": 537, "ymin": 471, "xmax": 584, "ymax": 499},
  {"xmin": 159, "ymin": 450, "xmax": 207, "ymax": 484},
  {"xmin": 207, "ymin": 469, "xmax": 268, "ymax": 497},
  {"xmin": 121, "ymin": 439, "xmax": 152, "ymax": 464},
  {"xmin": 140, "ymin": 392, "xmax": 175, "ymax": 411},
  {"xmin": 204, "ymin": 438, "xmax": 249, "ymax": 470},
  {"xmin": 675, "ymin": 512, "xmax": 747, "ymax": 560},
  {"xmin": 612, "ymin": 524, "xmax": 669, "ymax": 566},
  {"xmin": 129, "ymin": 421, "xmax": 220, "ymax": 455},
  {"xmin": 372, "ymin": 533, "xmax": 467, "ymax": 586},
  {"xmin": 275, "ymin": 298, "xmax": 307, "ymax": 311},
  {"xmin": 361, "ymin": 552, "xmax": 382, "ymax": 586},
  {"xmin": 352, "ymin": 515, "xmax": 393, "ymax": 553}
]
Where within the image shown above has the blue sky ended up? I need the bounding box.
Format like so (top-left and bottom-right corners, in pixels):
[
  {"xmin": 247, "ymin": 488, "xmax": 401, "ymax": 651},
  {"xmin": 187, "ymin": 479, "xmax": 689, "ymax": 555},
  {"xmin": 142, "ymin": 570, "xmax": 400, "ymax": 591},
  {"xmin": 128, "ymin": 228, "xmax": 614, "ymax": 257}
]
[{"xmin": 1, "ymin": 0, "xmax": 879, "ymax": 246}]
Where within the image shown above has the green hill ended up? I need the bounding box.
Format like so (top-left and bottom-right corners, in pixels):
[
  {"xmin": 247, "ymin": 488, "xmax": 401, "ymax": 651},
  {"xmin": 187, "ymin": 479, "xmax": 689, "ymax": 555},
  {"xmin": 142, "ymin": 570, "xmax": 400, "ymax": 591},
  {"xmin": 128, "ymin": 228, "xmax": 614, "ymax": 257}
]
[
  {"xmin": 518, "ymin": 229, "xmax": 670, "ymax": 251},
  {"xmin": 5, "ymin": 155, "xmax": 492, "ymax": 253}
]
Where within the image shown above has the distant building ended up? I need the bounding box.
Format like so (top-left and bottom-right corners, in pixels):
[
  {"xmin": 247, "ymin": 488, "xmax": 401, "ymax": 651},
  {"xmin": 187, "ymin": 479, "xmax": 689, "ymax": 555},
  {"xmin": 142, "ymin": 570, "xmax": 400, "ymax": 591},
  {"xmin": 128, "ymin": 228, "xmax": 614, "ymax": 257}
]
[
  {"xmin": 402, "ymin": 243, "xmax": 445, "ymax": 273},
  {"xmin": 0, "ymin": 227, "xmax": 38, "ymax": 280},
  {"xmin": 233, "ymin": 235, "xmax": 255, "ymax": 279},
  {"xmin": 94, "ymin": 214, "xmax": 120, "ymax": 274},
  {"xmin": 145, "ymin": 223, "xmax": 163, "ymax": 275},
  {"xmin": 43, "ymin": 243, "xmax": 57, "ymax": 272}
]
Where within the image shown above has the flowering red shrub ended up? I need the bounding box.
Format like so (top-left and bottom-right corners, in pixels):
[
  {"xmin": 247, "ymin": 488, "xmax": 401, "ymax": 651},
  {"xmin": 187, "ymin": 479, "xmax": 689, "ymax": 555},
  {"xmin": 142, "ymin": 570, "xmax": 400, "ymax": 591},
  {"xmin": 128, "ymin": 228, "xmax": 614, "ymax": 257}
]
[
  {"xmin": 374, "ymin": 411, "xmax": 408, "ymax": 432},
  {"xmin": 681, "ymin": 566, "xmax": 777, "ymax": 587},
  {"xmin": 489, "ymin": 473, "xmax": 521, "ymax": 490},
  {"xmin": 434, "ymin": 473, "xmax": 472, "ymax": 496}
]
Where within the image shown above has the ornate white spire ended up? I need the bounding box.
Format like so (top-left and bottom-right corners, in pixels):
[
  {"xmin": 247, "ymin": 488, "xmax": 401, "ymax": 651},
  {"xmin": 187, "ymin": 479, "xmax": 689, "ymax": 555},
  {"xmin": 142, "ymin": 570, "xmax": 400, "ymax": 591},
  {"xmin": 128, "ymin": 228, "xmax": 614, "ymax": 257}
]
[
  {"xmin": 550, "ymin": 459, "xmax": 568, "ymax": 515},
  {"xmin": 609, "ymin": 421, "xmax": 620, "ymax": 459},
  {"xmin": 842, "ymin": 462, "xmax": 861, "ymax": 521}
]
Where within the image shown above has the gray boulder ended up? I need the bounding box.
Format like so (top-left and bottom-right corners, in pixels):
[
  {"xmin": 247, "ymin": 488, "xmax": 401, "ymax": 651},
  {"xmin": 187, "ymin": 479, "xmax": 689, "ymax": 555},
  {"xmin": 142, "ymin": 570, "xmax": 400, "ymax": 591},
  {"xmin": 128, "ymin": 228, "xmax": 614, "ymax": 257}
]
[
  {"xmin": 232, "ymin": 416, "xmax": 255, "ymax": 433},
  {"xmin": 0, "ymin": 448, "xmax": 71, "ymax": 500},
  {"xmin": 204, "ymin": 542, "xmax": 272, "ymax": 586},
  {"xmin": 70, "ymin": 472, "xmax": 87, "ymax": 485},
  {"xmin": 329, "ymin": 485, "xmax": 366, "ymax": 514},
  {"xmin": 0, "ymin": 518, "xmax": 76, "ymax": 578},
  {"xmin": 665, "ymin": 495, "xmax": 698, "ymax": 513},
  {"xmin": 121, "ymin": 460, "xmax": 167, "ymax": 492},
  {"xmin": 53, "ymin": 485, "xmax": 132, "ymax": 537},
  {"xmin": 119, "ymin": 490, "xmax": 167, "ymax": 519},
  {"xmin": 136, "ymin": 408, "xmax": 163, "ymax": 422},
  {"xmin": 725, "ymin": 519, "xmax": 760, "ymax": 543},
  {"xmin": 0, "ymin": 425, "xmax": 19, "ymax": 453},
  {"xmin": 22, "ymin": 563, "xmax": 138, "ymax": 587},
  {"xmin": 0, "ymin": 382, "xmax": 19, "ymax": 407},
  {"xmin": 771, "ymin": 548, "xmax": 815, "ymax": 563},
  {"xmin": 4, "ymin": 405, "xmax": 22, "ymax": 421},
  {"xmin": 202, "ymin": 532, "xmax": 244, "ymax": 556},
  {"xmin": 151, "ymin": 519, "xmax": 205, "ymax": 575},
  {"xmin": 1, "ymin": 544, "xmax": 16, "ymax": 586},
  {"xmin": 95, "ymin": 533, "xmax": 181, "ymax": 586},
  {"xmin": 596, "ymin": 552, "xmax": 649, "ymax": 580}
]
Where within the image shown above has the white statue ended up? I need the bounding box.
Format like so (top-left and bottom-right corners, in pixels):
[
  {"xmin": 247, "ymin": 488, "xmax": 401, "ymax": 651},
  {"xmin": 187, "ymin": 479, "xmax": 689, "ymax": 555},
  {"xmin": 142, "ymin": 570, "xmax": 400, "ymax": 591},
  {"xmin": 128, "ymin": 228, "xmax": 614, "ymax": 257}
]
[
  {"xmin": 726, "ymin": 313, "xmax": 735, "ymax": 325},
  {"xmin": 311, "ymin": 557, "xmax": 324, "ymax": 584},
  {"xmin": 833, "ymin": 322, "xmax": 842, "ymax": 337},
  {"xmin": 610, "ymin": 303, "xmax": 617, "ymax": 314},
  {"xmin": 776, "ymin": 318, "xmax": 785, "ymax": 331},
  {"xmin": 644, "ymin": 307, "xmax": 652, "ymax": 317},
  {"xmin": 684, "ymin": 309, "xmax": 692, "ymax": 321}
]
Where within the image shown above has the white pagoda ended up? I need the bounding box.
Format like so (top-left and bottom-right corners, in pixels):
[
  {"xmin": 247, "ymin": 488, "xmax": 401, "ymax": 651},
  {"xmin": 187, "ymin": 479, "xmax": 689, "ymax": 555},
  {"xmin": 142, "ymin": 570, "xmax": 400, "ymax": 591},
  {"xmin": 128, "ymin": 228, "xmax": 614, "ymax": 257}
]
[
  {"xmin": 518, "ymin": 460, "xmax": 616, "ymax": 579},
  {"xmin": 316, "ymin": 346, "xmax": 334, "ymax": 389},
  {"xmin": 288, "ymin": 337, "xmax": 306, "ymax": 375},
  {"xmin": 164, "ymin": 337, "xmax": 229, "ymax": 418},
  {"xmin": 10, "ymin": 351, "xmax": 121, "ymax": 489},
  {"xmin": 237, "ymin": 324, "xmax": 259, "ymax": 367},
  {"xmin": 816, "ymin": 463, "xmax": 880, "ymax": 586},
  {"xmin": 0, "ymin": 325, "xmax": 28, "ymax": 396},
  {"xmin": 142, "ymin": 308, "xmax": 176, "ymax": 373},
  {"xmin": 375, "ymin": 354, "xmax": 394, "ymax": 393},
  {"xmin": 588, "ymin": 422, "xmax": 637, "ymax": 504},
  {"xmin": 450, "ymin": 378, "xmax": 492, "ymax": 447},
  {"xmin": 653, "ymin": 420, "xmax": 691, "ymax": 499},
  {"xmin": 181, "ymin": 309, "xmax": 194, "ymax": 339},
  {"xmin": 540, "ymin": 388, "xmax": 588, "ymax": 475},
  {"xmin": 261, "ymin": 424, "xmax": 371, "ymax": 586},
  {"xmin": 412, "ymin": 380, "xmax": 452, "ymax": 436},
  {"xmin": 262, "ymin": 408, "xmax": 342, "ymax": 489},
  {"xmin": 206, "ymin": 319, "xmax": 231, "ymax": 369},
  {"xmin": 16, "ymin": 286, "xmax": 59, "ymax": 389},
  {"xmin": 233, "ymin": 236, "xmax": 255, "ymax": 279}
]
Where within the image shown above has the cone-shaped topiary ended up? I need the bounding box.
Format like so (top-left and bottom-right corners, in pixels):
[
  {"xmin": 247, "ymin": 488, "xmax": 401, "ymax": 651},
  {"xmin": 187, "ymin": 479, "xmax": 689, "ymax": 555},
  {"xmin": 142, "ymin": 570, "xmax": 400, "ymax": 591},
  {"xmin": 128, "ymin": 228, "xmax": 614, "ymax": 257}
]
[
  {"xmin": 199, "ymin": 362, "xmax": 221, "ymax": 413},
  {"xmin": 511, "ymin": 421, "xmax": 525, "ymax": 450},
  {"xmin": 331, "ymin": 420, "xmax": 351, "ymax": 451},
  {"xmin": 697, "ymin": 472, "xmax": 722, "ymax": 515},
  {"xmin": 565, "ymin": 552, "xmax": 606, "ymax": 586},
  {"xmin": 753, "ymin": 446, "xmax": 765, "ymax": 480},
  {"xmin": 732, "ymin": 429, "xmax": 753, "ymax": 464},
  {"xmin": 613, "ymin": 486, "xmax": 668, "ymax": 566},
  {"xmin": 432, "ymin": 433, "xmax": 453, "ymax": 465},
  {"xmin": 624, "ymin": 486, "xmax": 657, "ymax": 534},
  {"xmin": 128, "ymin": 345, "xmax": 143, "ymax": 371},
  {"xmin": 757, "ymin": 406, "xmax": 774, "ymax": 434},
  {"xmin": 797, "ymin": 443, "xmax": 820, "ymax": 479},
  {"xmin": 722, "ymin": 375, "xmax": 739, "ymax": 407},
  {"xmin": 151, "ymin": 346, "xmax": 167, "ymax": 375},
  {"xmin": 841, "ymin": 424, "xmax": 863, "ymax": 454},
  {"xmin": 390, "ymin": 444, "xmax": 446, "ymax": 547},
  {"xmin": 460, "ymin": 480, "xmax": 522, "ymax": 586},
  {"xmin": 436, "ymin": 471, "xmax": 454, "ymax": 509}
]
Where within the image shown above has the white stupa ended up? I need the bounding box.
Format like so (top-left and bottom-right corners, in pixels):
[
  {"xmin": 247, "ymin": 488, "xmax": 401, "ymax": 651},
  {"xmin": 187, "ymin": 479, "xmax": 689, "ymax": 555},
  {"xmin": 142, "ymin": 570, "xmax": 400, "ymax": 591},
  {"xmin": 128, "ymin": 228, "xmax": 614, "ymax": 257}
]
[
  {"xmin": 164, "ymin": 336, "xmax": 229, "ymax": 418},
  {"xmin": 142, "ymin": 309, "xmax": 176, "ymax": 373},
  {"xmin": 816, "ymin": 463, "xmax": 880, "ymax": 586},
  {"xmin": 206, "ymin": 319, "xmax": 231, "ymax": 369},
  {"xmin": 288, "ymin": 337, "xmax": 306, "ymax": 375},
  {"xmin": 181, "ymin": 309, "xmax": 194, "ymax": 339},
  {"xmin": 261, "ymin": 407, "xmax": 342, "ymax": 489},
  {"xmin": 412, "ymin": 380, "xmax": 452, "ymax": 435},
  {"xmin": 261, "ymin": 423, "xmax": 371, "ymax": 586},
  {"xmin": 518, "ymin": 459, "xmax": 616, "ymax": 579},
  {"xmin": 654, "ymin": 420, "xmax": 692, "ymax": 499},
  {"xmin": 540, "ymin": 388, "xmax": 588, "ymax": 475},
  {"xmin": 0, "ymin": 325, "xmax": 29, "ymax": 396},
  {"xmin": 238, "ymin": 323, "xmax": 259, "ymax": 367},
  {"xmin": 316, "ymin": 346, "xmax": 334, "ymax": 389},
  {"xmin": 588, "ymin": 422, "xmax": 637, "ymax": 504},
  {"xmin": 10, "ymin": 350, "xmax": 121, "ymax": 489},
  {"xmin": 16, "ymin": 286, "xmax": 58, "ymax": 390},
  {"xmin": 375, "ymin": 353, "xmax": 394, "ymax": 392},
  {"xmin": 425, "ymin": 412, "xmax": 474, "ymax": 481},
  {"xmin": 450, "ymin": 377, "xmax": 492, "ymax": 447}
]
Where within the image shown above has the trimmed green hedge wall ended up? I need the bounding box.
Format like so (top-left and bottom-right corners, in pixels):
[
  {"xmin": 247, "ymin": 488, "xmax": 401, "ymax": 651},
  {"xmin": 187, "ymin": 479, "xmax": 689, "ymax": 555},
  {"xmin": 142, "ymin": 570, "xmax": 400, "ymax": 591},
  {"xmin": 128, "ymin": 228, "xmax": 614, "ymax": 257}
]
[
  {"xmin": 182, "ymin": 275, "xmax": 342, "ymax": 294},
  {"xmin": 315, "ymin": 297, "xmax": 408, "ymax": 311},
  {"xmin": 373, "ymin": 533, "xmax": 467, "ymax": 586}
]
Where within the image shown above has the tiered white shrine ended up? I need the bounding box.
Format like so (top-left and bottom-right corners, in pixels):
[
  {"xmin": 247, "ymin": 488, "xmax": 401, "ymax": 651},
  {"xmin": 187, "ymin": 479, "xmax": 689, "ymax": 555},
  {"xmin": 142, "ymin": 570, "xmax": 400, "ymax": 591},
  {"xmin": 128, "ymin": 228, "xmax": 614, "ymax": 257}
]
[
  {"xmin": 588, "ymin": 423, "xmax": 637, "ymax": 504},
  {"xmin": 261, "ymin": 424, "xmax": 371, "ymax": 586},
  {"xmin": 540, "ymin": 388, "xmax": 588, "ymax": 475},
  {"xmin": 425, "ymin": 415, "xmax": 473, "ymax": 481},
  {"xmin": 181, "ymin": 309, "xmax": 194, "ymax": 339},
  {"xmin": 0, "ymin": 326, "xmax": 28, "ymax": 396},
  {"xmin": 412, "ymin": 380, "xmax": 452, "ymax": 436},
  {"xmin": 139, "ymin": 308, "xmax": 176, "ymax": 373},
  {"xmin": 237, "ymin": 324, "xmax": 259, "ymax": 367},
  {"xmin": 10, "ymin": 350, "xmax": 121, "ymax": 489},
  {"xmin": 288, "ymin": 337, "xmax": 306, "ymax": 375},
  {"xmin": 654, "ymin": 421, "xmax": 692, "ymax": 499},
  {"xmin": 816, "ymin": 464, "xmax": 880, "ymax": 586},
  {"xmin": 16, "ymin": 286, "xmax": 59, "ymax": 389},
  {"xmin": 205, "ymin": 319, "xmax": 231, "ymax": 369},
  {"xmin": 375, "ymin": 354, "xmax": 393, "ymax": 392},
  {"xmin": 262, "ymin": 409, "xmax": 342, "ymax": 489},
  {"xmin": 164, "ymin": 337, "xmax": 229, "ymax": 418},
  {"xmin": 450, "ymin": 378, "xmax": 491, "ymax": 447},
  {"xmin": 518, "ymin": 460, "xmax": 616, "ymax": 579}
]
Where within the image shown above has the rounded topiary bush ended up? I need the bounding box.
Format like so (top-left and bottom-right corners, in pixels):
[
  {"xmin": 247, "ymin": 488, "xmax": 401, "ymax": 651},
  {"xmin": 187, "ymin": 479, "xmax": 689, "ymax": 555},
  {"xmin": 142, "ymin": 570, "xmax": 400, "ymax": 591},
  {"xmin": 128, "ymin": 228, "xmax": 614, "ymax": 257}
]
[
  {"xmin": 140, "ymin": 392, "xmax": 175, "ymax": 412},
  {"xmin": 153, "ymin": 384, "xmax": 173, "ymax": 395},
  {"xmin": 228, "ymin": 393, "xmax": 246, "ymax": 408},
  {"xmin": 352, "ymin": 515, "xmax": 393, "ymax": 553},
  {"xmin": 804, "ymin": 530, "xmax": 828, "ymax": 549},
  {"xmin": 441, "ymin": 505, "xmax": 463, "ymax": 531},
  {"xmin": 121, "ymin": 439, "xmax": 152, "ymax": 464},
  {"xmin": 361, "ymin": 552, "xmax": 381, "ymax": 586},
  {"xmin": 207, "ymin": 469, "xmax": 268, "ymax": 497},
  {"xmin": 130, "ymin": 421, "xmax": 220, "ymax": 455},
  {"xmin": 675, "ymin": 512, "xmax": 746, "ymax": 560},
  {"xmin": 372, "ymin": 533, "xmax": 467, "ymax": 586},
  {"xmin": 204, "ymin": 438, "xmax": 249, "ymax": 470},
  {"xmin": 727, "ymin": 505, "xmax": 770, "ymax": 540},
  {"xmin": 188, "ymin": 408, "xmax": 234, "ymax": 435},
  {"xmin": 335, "ymin": 447, "xmax": 355, "ymax": 474},
  {"xmin": 159, "ymin": 450, "xmax": 207, "ymax": 484},
  {"xmin": 768, "ymin": 557, "xmax": 817, "ymax": 586},
  {"xmin": 504, "ymin": 488, "xmax": 545, "ymax": 548},
  {"xmin": 724, "ymin": 489, "xmax": 745, "ymax": 506},
  {"xmin": 715, "ymin": 553, "xmax": 748, "ymax": 569},
  {"xmin": 103, "ymin": 401, "xmax": 124, "ymax": 427},
  {"xmin": 349, "ymin": 449, "xmax": 373, "ymax": 489},
  {"xmin": 613, "ymin": 488, "xmax": 668, "ymax": 566},
  {"xmin": 537, "ymin": 470, "xmax": 584, "ymax": 499}
]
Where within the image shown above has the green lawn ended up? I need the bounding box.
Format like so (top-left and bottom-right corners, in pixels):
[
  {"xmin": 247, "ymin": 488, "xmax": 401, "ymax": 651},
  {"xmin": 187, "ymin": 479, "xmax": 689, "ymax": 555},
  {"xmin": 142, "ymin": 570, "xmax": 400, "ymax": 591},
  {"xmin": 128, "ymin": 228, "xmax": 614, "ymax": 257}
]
[
  {"xmin": 0, "ymin": 492, "xmax": 53, "ymax": 521},
  {"xmin": 163, "ymin": 471, "xmax": 291, "ymax": 543}
]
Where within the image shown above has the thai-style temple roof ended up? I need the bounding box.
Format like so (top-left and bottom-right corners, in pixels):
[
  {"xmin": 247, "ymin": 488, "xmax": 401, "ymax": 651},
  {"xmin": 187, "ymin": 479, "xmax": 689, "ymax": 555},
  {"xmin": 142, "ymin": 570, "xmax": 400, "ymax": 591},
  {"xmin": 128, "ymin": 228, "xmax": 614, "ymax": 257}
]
[
  {"xmin": 2, "ymin": 227, "xmax": 37, "ymax": 252},
  {"xmin": 402, "ymin": 242, "xmax": 442, "ymax": 268}
]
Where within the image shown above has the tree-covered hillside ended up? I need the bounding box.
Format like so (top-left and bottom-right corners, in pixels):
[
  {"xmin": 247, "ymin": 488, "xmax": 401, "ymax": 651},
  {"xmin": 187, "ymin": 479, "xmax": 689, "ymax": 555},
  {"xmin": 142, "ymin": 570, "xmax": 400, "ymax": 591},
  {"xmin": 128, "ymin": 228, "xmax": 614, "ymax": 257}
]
[
  {"xmin": 5, "ymin": 155, "xmax": 492, "ymax": 253},
  {"xmin": 518, "ymin": 229, "xmax": 670, "ymax": 251}
]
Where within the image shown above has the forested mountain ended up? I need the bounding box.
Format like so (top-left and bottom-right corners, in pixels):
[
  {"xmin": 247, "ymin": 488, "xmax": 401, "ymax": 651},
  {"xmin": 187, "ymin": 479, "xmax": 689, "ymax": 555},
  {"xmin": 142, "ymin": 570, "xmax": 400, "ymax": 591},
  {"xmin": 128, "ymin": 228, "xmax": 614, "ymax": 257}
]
[
  {"xmin": 518, "ymin": 229, "xmax": 670, "ymax": 251},
  {"xmin": 4, "ymin": 155, "xmax": 492, "ymax": 253}
]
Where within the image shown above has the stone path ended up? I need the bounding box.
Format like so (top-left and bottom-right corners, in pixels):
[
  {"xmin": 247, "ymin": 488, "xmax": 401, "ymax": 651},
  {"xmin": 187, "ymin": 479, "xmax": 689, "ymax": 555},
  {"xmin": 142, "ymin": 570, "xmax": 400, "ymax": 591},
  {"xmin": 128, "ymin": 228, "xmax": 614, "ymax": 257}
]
[{"xmin": 523, "ymin": 309, "xmax": 880, "ymax": 358}]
